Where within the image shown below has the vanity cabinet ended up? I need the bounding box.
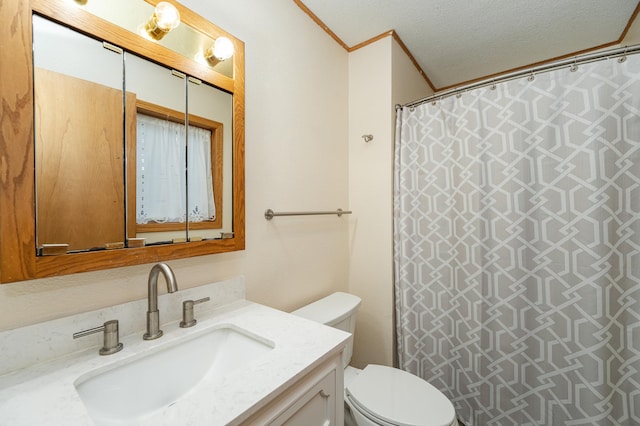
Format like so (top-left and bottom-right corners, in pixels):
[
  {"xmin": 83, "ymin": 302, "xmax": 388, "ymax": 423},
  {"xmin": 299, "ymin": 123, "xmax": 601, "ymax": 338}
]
[
  {"xmin": 0, "ymin": 282, "xmax": 352, "ymax": 425},
  {"xmin": 242, "ymin": 352, "xmax": 344, "ymax": 425}
]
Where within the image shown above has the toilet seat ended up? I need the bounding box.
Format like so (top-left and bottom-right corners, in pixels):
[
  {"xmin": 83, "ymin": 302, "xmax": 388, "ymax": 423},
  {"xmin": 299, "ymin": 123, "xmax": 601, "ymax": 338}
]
[{"xmin": 345, "ymin": 365, "xmax": 456, "ymax": 426}]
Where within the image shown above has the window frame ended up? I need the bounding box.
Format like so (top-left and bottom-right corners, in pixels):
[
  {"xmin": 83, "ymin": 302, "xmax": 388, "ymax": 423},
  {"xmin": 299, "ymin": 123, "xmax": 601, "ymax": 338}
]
[{"xmin": 127, "ymin": 99, "xmax": 223, "ymax": 236}]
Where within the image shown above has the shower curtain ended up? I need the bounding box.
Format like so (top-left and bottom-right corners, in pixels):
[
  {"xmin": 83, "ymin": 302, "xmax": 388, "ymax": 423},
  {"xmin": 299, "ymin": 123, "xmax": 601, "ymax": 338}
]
[{"xmin": 394, "ymin": 54, "xmax": 640, "ymax": 425}]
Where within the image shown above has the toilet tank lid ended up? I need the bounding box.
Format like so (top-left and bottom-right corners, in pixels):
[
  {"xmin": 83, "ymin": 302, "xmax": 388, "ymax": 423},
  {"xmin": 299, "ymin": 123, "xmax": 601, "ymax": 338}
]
[{"xmin": 291, "ymin": 292, "xmax": 361, "ymax": 326}]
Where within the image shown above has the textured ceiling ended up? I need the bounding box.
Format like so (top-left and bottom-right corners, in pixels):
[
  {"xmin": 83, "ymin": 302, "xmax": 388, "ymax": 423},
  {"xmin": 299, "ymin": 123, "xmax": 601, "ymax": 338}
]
[{"xmin": 297, "ymin": 0, "xmax": 640, "ymax": 91}]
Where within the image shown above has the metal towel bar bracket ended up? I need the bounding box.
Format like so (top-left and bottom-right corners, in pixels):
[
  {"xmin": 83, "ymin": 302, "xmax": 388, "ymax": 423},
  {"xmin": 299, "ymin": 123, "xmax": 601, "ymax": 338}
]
[{"xmin": 264, "ymin": 208, "xmax": 352, "ymax": 220}]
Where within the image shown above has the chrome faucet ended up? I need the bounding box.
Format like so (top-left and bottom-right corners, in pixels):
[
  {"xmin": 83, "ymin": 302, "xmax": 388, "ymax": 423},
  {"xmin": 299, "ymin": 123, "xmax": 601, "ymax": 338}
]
[{"xmin": 144, "ymin": 263, "xmax": 179, "ymax": 340}]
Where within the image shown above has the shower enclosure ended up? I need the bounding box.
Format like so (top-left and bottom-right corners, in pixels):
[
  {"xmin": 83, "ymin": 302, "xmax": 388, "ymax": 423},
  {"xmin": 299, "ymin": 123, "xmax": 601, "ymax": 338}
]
[{"xmin": 394, "ymin": 47, "xmax": 640, "ymax": 425}]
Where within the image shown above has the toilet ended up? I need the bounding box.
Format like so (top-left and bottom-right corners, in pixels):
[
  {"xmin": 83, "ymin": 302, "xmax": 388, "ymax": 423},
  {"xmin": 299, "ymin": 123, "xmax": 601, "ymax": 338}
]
[{"xmin": 292, "ymin": 292, "xmax": 458, "ymax": 426}]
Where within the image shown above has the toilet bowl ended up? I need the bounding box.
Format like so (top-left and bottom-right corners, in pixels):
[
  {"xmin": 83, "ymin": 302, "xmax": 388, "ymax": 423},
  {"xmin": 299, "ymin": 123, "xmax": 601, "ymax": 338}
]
[
  {"xmin": 344, "ymin": 365, "xmax": 457, "ymax": 426},
  {"xmin": 292, "ymin": 292, "xmax": 458, "ymax": 426}
]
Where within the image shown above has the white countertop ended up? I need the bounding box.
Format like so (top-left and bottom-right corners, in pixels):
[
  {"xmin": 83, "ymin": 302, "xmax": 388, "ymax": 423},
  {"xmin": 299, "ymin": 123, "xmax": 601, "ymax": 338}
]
[{"xmin": 0, "ymin": 278, "xmax": 350, "ymax": 425}]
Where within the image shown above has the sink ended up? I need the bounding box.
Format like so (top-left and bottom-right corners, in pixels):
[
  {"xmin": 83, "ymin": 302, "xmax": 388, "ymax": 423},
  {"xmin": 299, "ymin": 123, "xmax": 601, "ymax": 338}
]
[{"xmin": 74, "ymin": 325, "xmax": 274, "ymax": 425}]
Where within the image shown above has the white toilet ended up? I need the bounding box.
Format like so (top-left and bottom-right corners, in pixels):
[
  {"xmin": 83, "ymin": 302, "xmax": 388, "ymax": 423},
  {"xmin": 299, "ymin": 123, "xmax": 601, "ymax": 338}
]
[{"xmin": 292, "ymin": 292, "xmax": 458, "ymax": 426}]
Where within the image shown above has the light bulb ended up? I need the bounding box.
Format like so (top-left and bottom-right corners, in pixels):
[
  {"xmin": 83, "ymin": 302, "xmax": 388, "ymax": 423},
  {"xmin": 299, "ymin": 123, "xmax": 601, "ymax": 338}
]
[
  {"xmin": 144, "ymin": 2, "xmax": 180, "ymax": 40},
  {"xmin": 154, "ymin": 2, "xmax": 180, "ymax": 31},
  {"xmin": 204, "ymin": 37, "xmax": 234, "ymax": 66}
]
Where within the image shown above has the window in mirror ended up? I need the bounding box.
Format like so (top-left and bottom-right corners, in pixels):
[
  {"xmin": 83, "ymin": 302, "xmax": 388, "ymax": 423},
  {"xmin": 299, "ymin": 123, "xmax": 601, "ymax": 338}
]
[
  {"xmin": 132, "ymin": 102, "xmax": 223, "ymax": 234},
  {"xmin": 186, "ymin": 78, "xmax": 234, "ymax": 240},
  {"xmin": 124, "ymin": 52, "xmax": 187, "ymax": 246}
]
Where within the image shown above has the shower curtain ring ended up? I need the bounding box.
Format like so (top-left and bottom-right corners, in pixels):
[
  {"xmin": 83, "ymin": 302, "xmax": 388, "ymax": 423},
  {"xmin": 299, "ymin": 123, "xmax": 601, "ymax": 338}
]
[
  {"xmin": 618, "ymin": 47, "xmax": 628, "ymax": 63},
  {"xmin": 527, "ymin": 72, "xmax": 535, "ymax": 82},
  {"xmin": 570, "ymin": 58, "xmax": 578, "ymax": 72}
]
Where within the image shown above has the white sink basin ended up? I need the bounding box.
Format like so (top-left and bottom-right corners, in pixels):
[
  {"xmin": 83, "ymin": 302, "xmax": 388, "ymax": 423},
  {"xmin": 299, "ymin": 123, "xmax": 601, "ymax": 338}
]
[{"xmin": 74, "ymin": 325, "xmax": 274, "ymax": 425}]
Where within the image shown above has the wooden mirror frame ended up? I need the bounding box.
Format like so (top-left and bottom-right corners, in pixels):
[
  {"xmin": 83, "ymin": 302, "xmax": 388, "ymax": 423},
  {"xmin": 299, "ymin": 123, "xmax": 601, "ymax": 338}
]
[{"xmin": 0, "ymin": 0, "xmax": 245, "ymax": 283}]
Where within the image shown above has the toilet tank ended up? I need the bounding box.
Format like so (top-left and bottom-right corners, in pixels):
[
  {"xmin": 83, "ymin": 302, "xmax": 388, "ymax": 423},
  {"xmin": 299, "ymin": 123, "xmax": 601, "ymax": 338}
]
[{"xmin": 291, "ymin": 292, "xmax": 361, "ymax": 368}]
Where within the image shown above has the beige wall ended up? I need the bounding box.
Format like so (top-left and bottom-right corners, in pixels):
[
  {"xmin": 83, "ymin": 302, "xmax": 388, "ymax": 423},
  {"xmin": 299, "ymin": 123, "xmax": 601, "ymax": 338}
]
[
  {"xmin": 0, "ymin": 0, "xmax": 432, "ymax": 373},
  {"xmin": 0, "ymin": 0, "xmax": 350, "ymax": 331},
  {"xmin": 347, "ymin": 37, "xmax": 431, "ymax": 368},
  {"xmin": 392, "ymin": 42, "xmax": 434, "ymax": 114},
  {"xmin": 348, "ymin": 37, "xmax": 394, "ymax": 368}
]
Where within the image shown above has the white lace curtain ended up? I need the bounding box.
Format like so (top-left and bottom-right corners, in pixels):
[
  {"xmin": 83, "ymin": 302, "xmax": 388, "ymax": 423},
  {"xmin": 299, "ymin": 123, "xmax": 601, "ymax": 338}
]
[
  {"xmin": 136, "ymin": 114, "xmax": 215, "ymax": 224},
  {"xmin": 395, "ymin": 53, "xmax": 640, "ymax": 425}
]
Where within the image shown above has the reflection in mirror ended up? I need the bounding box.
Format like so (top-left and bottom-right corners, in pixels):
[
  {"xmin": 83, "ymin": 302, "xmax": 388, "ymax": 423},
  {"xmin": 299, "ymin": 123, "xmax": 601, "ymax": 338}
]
[
  {"xmin": 133, "ymin": 107, "xmax": 222, "ymax": 241},
  {"xmin": 33, "ymin": 14, "xmax": 234, "ymax": 254},
  {"xmin": 124, "ymin": 54, "xmax": 233, "ymax": 245},
  {"xmin": 125, "ymin": 53, "xmax": 187, "ymax": 245},
  {"xmin": 186, "ymin": 79, "xmax": 233, "ymax": 240},
  {"xmin": 33, "ymin": 15, "xmax": 126, "ymax": 254},
  {"xmin": 78, "ymin": 0, "xmax": 233, "ymax": 78}
]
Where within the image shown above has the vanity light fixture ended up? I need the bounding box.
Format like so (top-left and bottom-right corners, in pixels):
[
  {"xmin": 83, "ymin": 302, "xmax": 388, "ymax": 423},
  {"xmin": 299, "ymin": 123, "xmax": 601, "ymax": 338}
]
[
  {"xmin": 144, "ymin": 1, "xmax": 180, "ymax": 41},
  {"xmin": 204, "ymin": 37, "xmax": 234, "ymax": 66}
]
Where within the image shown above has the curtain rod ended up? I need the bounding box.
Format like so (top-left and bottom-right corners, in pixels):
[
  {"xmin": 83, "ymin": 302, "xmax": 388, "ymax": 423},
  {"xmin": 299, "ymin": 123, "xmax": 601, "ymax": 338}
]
[{"xmin": 399, "ymin": 43, "xmax": 640, "ymax": 110}]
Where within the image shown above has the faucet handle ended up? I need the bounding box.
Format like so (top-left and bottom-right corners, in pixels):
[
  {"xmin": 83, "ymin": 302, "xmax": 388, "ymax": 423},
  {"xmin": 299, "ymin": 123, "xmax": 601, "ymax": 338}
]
[
  {"xmin": 180, "ymin": 297, "xmax": 211, "ymax": 328},
  {"xmin": 73, "ymin": 319, "xmax": 124, "ymax": 355}
]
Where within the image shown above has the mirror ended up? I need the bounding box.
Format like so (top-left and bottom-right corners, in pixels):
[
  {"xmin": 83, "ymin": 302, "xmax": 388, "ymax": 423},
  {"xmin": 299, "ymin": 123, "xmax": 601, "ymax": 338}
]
[
  {"xmin": 33, "ymin": 15, "xmax": 127, "ymax": 253},
  {"xmin": 125, "ymin": 53, "xmax": 189, "ymax": 247},
  {"xmin": 126, "ymin": 53, "xmax": 233, "ymax": 245},
  {"xmin": 80, "ymin": 0, "xmax": 234, "ymax": 79},
  {"xmin": 0, "ymin": 0, "xmax": 244, "ymax": 282}
]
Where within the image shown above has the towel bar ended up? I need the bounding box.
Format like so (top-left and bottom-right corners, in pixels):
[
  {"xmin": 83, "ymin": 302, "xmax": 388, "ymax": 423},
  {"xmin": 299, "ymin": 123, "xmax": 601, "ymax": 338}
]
[{"xmin": 264, "ymin": 209, "xmax": 352, "ymax": 220}]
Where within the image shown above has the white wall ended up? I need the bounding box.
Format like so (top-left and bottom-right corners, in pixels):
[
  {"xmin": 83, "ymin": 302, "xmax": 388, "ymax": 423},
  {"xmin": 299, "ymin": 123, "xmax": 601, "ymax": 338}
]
[
  {"xmin": 0, "ymin": 0, "xmax": 350, "ymax": 330},
  {"xmin": 348, "ymin": 37, "xmax": 431, "ymax": 368},
  {"xmin": 348, "ymin": 37, "xmax": 394, "ymax": 368},
  {"xmin": 181, "ymin": 0, "xmax": 352, "ymax": 310},
  {"xmin": 392, "ymin": 42, "xmax": 434, "ymax": 113}
]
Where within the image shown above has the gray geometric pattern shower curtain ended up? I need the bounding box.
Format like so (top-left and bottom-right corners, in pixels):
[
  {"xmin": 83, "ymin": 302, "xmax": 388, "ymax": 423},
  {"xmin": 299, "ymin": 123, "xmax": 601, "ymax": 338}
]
[{"xmin": 394, "ymin": 54, "xmax": 640, "ymax": 425}]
